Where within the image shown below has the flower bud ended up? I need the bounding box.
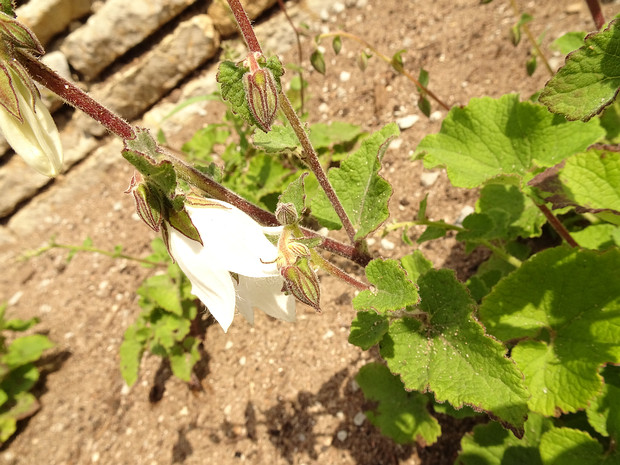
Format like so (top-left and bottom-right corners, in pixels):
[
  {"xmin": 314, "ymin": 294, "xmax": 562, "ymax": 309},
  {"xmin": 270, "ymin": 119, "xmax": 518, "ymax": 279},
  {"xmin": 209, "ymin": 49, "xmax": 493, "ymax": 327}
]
[
  {"xmin": 125, "ymin": 175, "xmax": 163, "ymax": 232},
  {"xmin": 281, "ymin": 258, "xmax": 321, "ymax": 312},
  {"xmin": 275, "ymin": 202, "xmax": 298, "ymax": 225},
  {"xmin": 242, "ymin": 53, "xmax": 278, "ymax": 133}
]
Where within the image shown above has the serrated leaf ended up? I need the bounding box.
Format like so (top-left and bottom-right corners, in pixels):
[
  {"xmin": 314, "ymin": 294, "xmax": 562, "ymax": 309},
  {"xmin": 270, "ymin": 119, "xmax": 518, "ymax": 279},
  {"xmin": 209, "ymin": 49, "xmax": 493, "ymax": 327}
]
[
  {"xmin": 2, "ymin": 335, "xmax": 52, "ymax": 368},
  {"xmin": 479, "ymin": 246, "xmax": 620, "ymax": 416},
  {"xmin": 415, "ymin": 94, "xmax": 604, "ymax": 188},
  {"xmin": 380, "ymin": 269, "xmax": 529, "ymax": 436},
  {"xmin": 400, "ymin": 251, "xmax": 433, "ymax": 282},
  {"xmin": 252, "ymin": 124, "xmax": 299, "ymax": 152},
  {"xmin": 457, "ymin": 413, "xmax": 553, "ymax": 465},
  {"xmin": 551, "ymin": 31, "xmax": 587, "ymax": 55},
  {"xmin": 152, "ymin": 313, "xmax": 191, "ymax": 349},
  {"xmin": 311, "ymin": 123, "xmax": 398, "ymax": 239},
  {"xmin": 138, "ymin": 274, "xmax": 183, "ymax": 315},
  {"xmin": 119, "ymin": 324, "xmax": 148, "ymax": 387},
  {"xmin": 586, "ymin": 366, "xmax": 620, "ymax": 440},
  {"xmin": 539, "ymin": 427, "xmax": 620, "ymax": 465},
  {"xmin": 217, "ymin": 61, "xmax": 256, "ymax": 127},
  {"xmin": 169, "ymin": 337, "xmax": 200, "ymax": 382},
  {"xmin": 353, "ymin": 259, "xmax": 419, "ymax": 313},
  {"xmin": 279, "ymin": 173, "xmax": 307, "ymax": 218},
  {"xmin": 348, "ymin": 311, "xmax": 389, "ymax": 349},
  {"xmin": 356, "ymin": 363, "xmax": 441, "ymax": 445},
  {"xmin": 308, "ymin": 121, "xmax": 364, "ymax": 150},
  {"xmin": 540, "ymin": 20, "xmax": 620, "ymax": 121}
]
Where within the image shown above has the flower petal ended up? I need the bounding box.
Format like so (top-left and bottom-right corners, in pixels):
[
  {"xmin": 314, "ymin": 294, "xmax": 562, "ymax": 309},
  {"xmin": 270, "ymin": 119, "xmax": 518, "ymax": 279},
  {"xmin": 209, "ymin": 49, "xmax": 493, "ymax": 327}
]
[
  {"xmin": 186, "ymin": 201, "xmax": 280, "ymax": 278},
  {"xmin": 236, "ymin": 275, "xmax": 296, "ymax": 323},
  {"xmin": 168, "ymin": 228, "xmax": 236, "ymax": 332},
  {"xmin": 0, "ymin": 69, "xmax": 62, "ymax": 177}
]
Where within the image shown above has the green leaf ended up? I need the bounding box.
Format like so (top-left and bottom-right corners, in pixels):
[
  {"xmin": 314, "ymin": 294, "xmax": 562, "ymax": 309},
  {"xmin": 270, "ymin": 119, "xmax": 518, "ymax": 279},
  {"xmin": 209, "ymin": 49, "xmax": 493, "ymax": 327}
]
[
  {"xmin": 391, "ymin": 49, "xmax": 406, "ymax": 73},
  {"xmin": 586, "ymin": 365, "xmax": 620, "ymax": 440},
  {"xmin": 415, "ymin": 94, "xmax": 604, "ymax": 188},
  {"xmin": 540, "ymin": 20, "xmax": 620, "ymax": 121},
  {"xmin": 308, "ymin": 121, "xmax": 364, "ymax": 150},
  {"xmin": 311, "ymin": 123, "xmax": 398, "ymax": 239},
  {"xmin": 417, "ymin": 225, "xmax": 446, "ymax": 243},
  {"xmin": 310, "ymin": 49, "xmax": 325, "ymax": 74},
  {"xmin": 479, "ymin": 246, "xmax": 620, "ymax": 416},
  {"xmin": 380, "ymin": 269, "xmax": 529, "ymax": 436},
  {"xmin": 4, "ymin": 316, "xmax": 39, "ymax": 332},
  {"xmin": 539, "ymin": 428, "xmax": 619, "ymax": 465},
  {"xmin": 278, "ymin": 173, "xmax": 307, "ymax": 218},
  {"xmin": 151, "ymin": 312, "xmax": 191, "ymax": 349},
  {"xmin": 572, "ymin": 224, "xmax": 619, "ymax": 250},
  {"xmin": 332, "ymin": 35, "xmax": 342, "ymax": 55},
  {"xmin": 2, "ymin": 335, "xmax": 52, "ymax": 368},
  {"xmin": 356, "ymin": 363, "xmax": 441, "ymax": 445},
  {"xmin": 511, "ymin": 13, "xmax": 533, "ymax": 46},
  {"xmin": 559, "ymin": 150, "xmax": 620, "ymax": 214},
  {"xmin": 457, "ymin": 413, "xmax": 553, "ymax": 465},
  {"xmin": 348, "ymin": 311, "xmax": 389, "ymax": 349},
  {"xmin": 0, "ymin": 364, "xmax": 39, "ymax": 398},
  {"xmin": 353, "ymin": 259, "xmax": 420, "ymax": 313},
  {"xmin": 217, "ymin": 61, "xmax": 254, "ymax": 127},
  {"xmin": 182, "ymin": 124, "xmax": 229, "ymax": 163},
  {"xmin": 400, "ymin": 251, "xmax": 433, "ymax": 282},
  {"xmin": 119, "ymin": 324, "xmax": 148, "ymax": 387},
  {"xmin": 0, "ymin": 391, "xmax": 39, "ymax": 442},
  {"xmin": 169, "ymin": 337, "xmax": 200, "ymax": 382},
  {"xmin": 138, "ymin": 274, "xmax": 183, "ymax": 315},
  {"xmin": 551, "ymin": 31, "xmax": 587, "ymax": 55},
  {"xmin": 252, "ymin": 124, "xmax": 299, "ymax": 152}
]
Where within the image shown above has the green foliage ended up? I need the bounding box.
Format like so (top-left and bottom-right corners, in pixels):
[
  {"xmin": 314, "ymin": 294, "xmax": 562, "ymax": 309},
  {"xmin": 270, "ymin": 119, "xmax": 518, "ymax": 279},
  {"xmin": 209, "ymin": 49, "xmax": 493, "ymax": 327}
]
[
  {"xmin": 356, "ymin": 363, "xmax": 441, "ymax": 444},
  {"xmin": 311, "ymin": 123, "xmax": 398, "ymax": 239},
  {"xmin": 540, "ymin": 20, "xmax": 620, "ymax": 121},
  {"xmin": 0, "ymin": 304, "xmax": 53, "ymax": 443},
  {"xmin": 120, "ymin": 239, "xmax": 201, "ymax": 386},
  {"xmin": 415, "ymin": 94, "xmax": 604, "ymax": 188}
]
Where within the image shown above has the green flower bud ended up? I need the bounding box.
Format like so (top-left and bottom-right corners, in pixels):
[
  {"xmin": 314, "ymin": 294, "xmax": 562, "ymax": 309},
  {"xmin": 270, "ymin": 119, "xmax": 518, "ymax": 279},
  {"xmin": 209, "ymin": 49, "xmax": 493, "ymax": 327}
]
[
  {"xmin": 242, "ymin": 53, "xmax": 278, "ymax": 132},
  {"xmin": 275, "ymin": 202, "xmax": 298, "ymax": 225},
  {"xmin": 125, "ymin": 175, "xmax": 163, "ymax": 232},
  {"xmin": 281, "ymin": 258, "xmax": 321, "ymax": 312}
]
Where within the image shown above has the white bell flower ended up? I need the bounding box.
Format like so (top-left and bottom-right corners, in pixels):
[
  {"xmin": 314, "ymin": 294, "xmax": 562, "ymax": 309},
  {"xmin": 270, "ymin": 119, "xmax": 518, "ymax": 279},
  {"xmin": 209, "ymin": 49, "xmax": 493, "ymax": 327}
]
[
  {"xmin": 0, "ymin": 67, "xmax": 63, "ymax": 177},
  {"xmin": 167, "ymin": 199, "xmax": 295, "ymax": 332}
]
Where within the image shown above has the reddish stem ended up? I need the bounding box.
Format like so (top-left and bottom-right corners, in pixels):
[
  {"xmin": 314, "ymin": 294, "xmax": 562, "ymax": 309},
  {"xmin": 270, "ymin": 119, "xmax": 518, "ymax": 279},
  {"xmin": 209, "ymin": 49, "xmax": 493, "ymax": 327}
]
[
  {"xmin": 17, "ymin": 52, "xmax": 135, "ymax": 140},
  {"xmin": 226, "ymin": 0, "xmax": 262, "ymax": 53},
  {"xmin": 585, "ymin": 0, "xmax": 605, "ymax": 29},
  {"xmin": 537, "ymin": 204, "xmax": 579, "ymax": 248}
]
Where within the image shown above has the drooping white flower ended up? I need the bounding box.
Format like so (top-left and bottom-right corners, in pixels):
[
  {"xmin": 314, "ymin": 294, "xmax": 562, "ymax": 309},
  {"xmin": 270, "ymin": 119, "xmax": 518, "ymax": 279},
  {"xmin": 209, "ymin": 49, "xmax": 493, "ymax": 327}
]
[
  {"xmin": 0, "ymin": 66, "xmax": 63, "ymax": 177},
  {"xmin": 167, "ymin": 198, "xmax": 295, "ymax": 332}
]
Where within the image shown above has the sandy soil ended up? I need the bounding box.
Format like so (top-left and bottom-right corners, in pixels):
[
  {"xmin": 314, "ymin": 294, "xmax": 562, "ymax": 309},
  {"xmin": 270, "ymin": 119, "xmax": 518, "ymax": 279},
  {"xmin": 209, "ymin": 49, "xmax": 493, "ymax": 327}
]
[{"xmin": 0, "ymin": 1, "xmax": 615, "ymax": 464}]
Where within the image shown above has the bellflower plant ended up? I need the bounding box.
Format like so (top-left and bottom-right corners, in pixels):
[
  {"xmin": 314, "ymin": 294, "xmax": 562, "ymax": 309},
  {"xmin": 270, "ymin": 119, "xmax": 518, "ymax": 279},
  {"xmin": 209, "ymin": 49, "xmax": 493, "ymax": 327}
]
[{"xmin": 167, "ymin": 198, "xmax": 295, "ymax": 332}]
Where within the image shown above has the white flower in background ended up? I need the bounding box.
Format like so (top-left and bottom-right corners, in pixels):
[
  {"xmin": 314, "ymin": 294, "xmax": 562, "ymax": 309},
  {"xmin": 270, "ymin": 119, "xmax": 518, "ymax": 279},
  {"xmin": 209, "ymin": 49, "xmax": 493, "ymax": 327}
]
[
  {"xmin": 167, "ymin": 198, "xmax": 295, "ymax": 332},
  {"xmin": 0, "ymin": 66, "xmax": 63, "ymax": 177}
]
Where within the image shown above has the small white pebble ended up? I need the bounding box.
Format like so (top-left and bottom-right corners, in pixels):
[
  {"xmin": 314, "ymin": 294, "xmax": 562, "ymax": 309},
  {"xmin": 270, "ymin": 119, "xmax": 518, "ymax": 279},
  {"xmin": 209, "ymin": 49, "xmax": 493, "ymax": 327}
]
[
  {"xmin": 333, "ymin": 2, "xmax": 345, "ymax": 13},
  {"xmin": 179, "ymin": 406, "xmax": 189, "ymax": 416},
  {"xmin": 353, "ymin": 411, "xmax": 366, "ymax": 426},
  {"xmin": 339, "ymin": 70, "xmax": 351, "ymax": 82},
  {"xmin": 396, "ymin": 114, "xmax": 419, "ymax": 130},
  {"xmin": 366, "ymin": 238, "xmax": 376, "ymax": 247},
  {"xmin": 239, "ymin": 356, "xmax": 246, "ymax": 366},
  {"xmin": 92, "ymin": 452, "xmax": 100, "ymax": 462},
  {"xmin": 323, "ymin": 329, "xmax": 335, "ymax": 339},
  {"xmin": 224, "ymin": 340, "xmax": 234, "ymax": 350},
  {"xmin": 318, "ymin": 102, "xmax": 329, "ymax": 113},
  {"xmin": 389, "ymin": 138, "xmax": 403, "ymax": 150},
  {"xmin": 455, "ymin": 205, "xmax": 475, "ymax": 226},
  {"xmin": 380, "ymin": 238, "xmax": 395, "ymax": 251},
  {"xmin": 8, "ymin": 290, "xmax": 23, "ymax": 306},
  {"xmin": 224, "ymin": 405, "xmax": 232, "ymax": 416},
  {"xmin": 420, "ymin": 171, "xmax": 440, "ymax": 187},
  {"xmin": 429, "ymin": 111, "xmax": 443, "ymax": 122},
  {"xmin": 336, "ymin": 430, "xmax": 348, "ymax": 441}
]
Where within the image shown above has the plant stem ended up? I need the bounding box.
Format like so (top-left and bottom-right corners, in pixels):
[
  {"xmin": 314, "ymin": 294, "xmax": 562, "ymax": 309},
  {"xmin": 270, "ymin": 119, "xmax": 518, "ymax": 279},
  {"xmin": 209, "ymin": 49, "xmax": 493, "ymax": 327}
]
[
  {"xmin": 226, "ymin": 0, "xmax": 358, "ymax": 244},
  {"xmin": 585, "ymin": 0, "xmax": 605, "ymax": 29},
  {"xmin": 508, "ymin": 0, "xmax": 553, "ymax": 76},
  {"xmin": 278, "ymin": 93, "xmax": 357, "ymax": 242},
  {"xmin": 317, "ymin": 31, "xmax": 451, "ymax": 112},
  {"xmin": 277, "ymin": 0, "xmax": 305, "ymax": 114},
  {"xmin": 481, "ymin": 241, "xmax": 523, "ymax": 268},
  {"xmin": 537, "ymin": 204, "xmax": 579, "ymax": 247},
  {"xmin": 226, "ymin": 0, "xmax": 262, "ymax": 53},
  {"xmin": 17, "ymin": 51, "xmax": 135, "ymax": 140}
]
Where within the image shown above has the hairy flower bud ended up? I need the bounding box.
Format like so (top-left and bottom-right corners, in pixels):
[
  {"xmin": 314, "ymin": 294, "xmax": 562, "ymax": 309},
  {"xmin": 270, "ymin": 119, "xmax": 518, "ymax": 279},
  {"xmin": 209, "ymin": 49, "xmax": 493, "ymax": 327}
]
[
  {"xmin": 125, "ymin": 175, "xmax": 163, "ymax": 232},
  {"xmin": 275, "ymin": 202, "xmax": 298, "ymax": 225},
  {"xmin": 242, "ymin": 52, "xmax": 278, "ymax": 133},
  {"xmin": 281, "ymin": 258, "xmax": 321, "ymax": 312}
]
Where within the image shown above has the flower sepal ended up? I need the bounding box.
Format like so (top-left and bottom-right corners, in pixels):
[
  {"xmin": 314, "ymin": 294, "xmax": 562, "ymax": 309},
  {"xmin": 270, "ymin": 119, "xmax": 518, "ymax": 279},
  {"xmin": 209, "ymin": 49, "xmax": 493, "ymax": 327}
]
[
  {"xmin": 0, "ymin": 12, "xmax": 44, "ymax": 56},
  {"xmin": 281, "ymin": 258, "xmax": 321, "ymax": 312}
]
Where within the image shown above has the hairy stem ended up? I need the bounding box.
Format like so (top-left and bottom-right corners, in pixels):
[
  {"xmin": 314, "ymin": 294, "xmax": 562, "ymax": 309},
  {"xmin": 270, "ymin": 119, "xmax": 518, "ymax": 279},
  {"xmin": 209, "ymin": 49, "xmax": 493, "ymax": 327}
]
[
  {"xmin": 537, "ymin": 204, "xmax": 579, "ymax": 247},
  {"xmin": 585, "ymin": 0, "xmax": 605, "ymax": 29},
  {"xmin": 317, "ymin": 31, "xmax": 451, "ymax": 112},
  {"xmin": 226, "ymin": 0, "xmax": 262, "ymax": 53},
  {"xmin": 17, "ymin": 51, "xmax": 135, "ymax": 140},
  {"xmin": 277, "ymin": 0, "xmax": 305, "ymax": 113}
]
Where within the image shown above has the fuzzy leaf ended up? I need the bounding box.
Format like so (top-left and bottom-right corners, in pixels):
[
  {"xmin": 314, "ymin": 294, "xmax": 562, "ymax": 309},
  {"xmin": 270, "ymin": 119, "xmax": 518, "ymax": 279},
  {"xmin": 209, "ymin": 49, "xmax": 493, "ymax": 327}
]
[
  {"xmin": 168, "ymin": 338, "xmax": 200, "ymax": 382},
  {"xmin": 551, "ymin": 31, "xmax": 586, "ymax": 55},
  {"xmin": 380, "ymin": 269, "xmax": 529, "ymax": 436},
  {"xmin": 2, "ymin": 335, "xmax": 52, "ymax": 368},
  {"xmin": 348, "ymin": 311, "xmax": 389, "ymax": 349},
  {"xmin": 138, "ymin": 274, "xmax": 183, "ymax": 316},
  {"xmin": 311, "ymin": 123, "xmax": 397, "ymax": 239},
  {"xmin": 278, "ymin": 172, "xmax": 307, "ymax": 217},
  {"xmin": 400, "ymin": 251, "xmax": 433, "ymax": 282},
  {"xmin": 479, "ymin": 246, "xmax": 620, "ymax": 416},
  {"xmin": 540, "ymin": 20, "xmax": 620, "ymax": 121},
  {"xmin": 539, "ymin": 428, "xmax": 620, "ymax": 465},
  {"xmin": 457, "ymin": 413, "xmax": 553, "ymax": 465},
  {"xmin": 415, "ymin": 94, "xmax": 604, "ymax": 188},
  {"xmin": 356, "ymin": 363, "xmax": 441, "ymax": 445},
  {"xmin": 586, "ymin": 366, "xmax": 620, "ymax": 440},
  {"xmin": 353, "ymin": 259, "xmax": 420, "ymax": 313},
  {"xmin": 252, "ymin": 124, "xmax": 299, "ymax": 152},
  {"xmin": 119, "ymin": 325, "xmax": 147, "ymax": 387}
]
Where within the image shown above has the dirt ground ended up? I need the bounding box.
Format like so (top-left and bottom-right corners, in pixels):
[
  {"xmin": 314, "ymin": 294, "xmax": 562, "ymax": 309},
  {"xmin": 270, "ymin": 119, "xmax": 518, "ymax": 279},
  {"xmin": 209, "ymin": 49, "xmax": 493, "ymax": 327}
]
[{"xmin": 0, "ymin": 1, "xmax": 616, "ymax": 464}]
